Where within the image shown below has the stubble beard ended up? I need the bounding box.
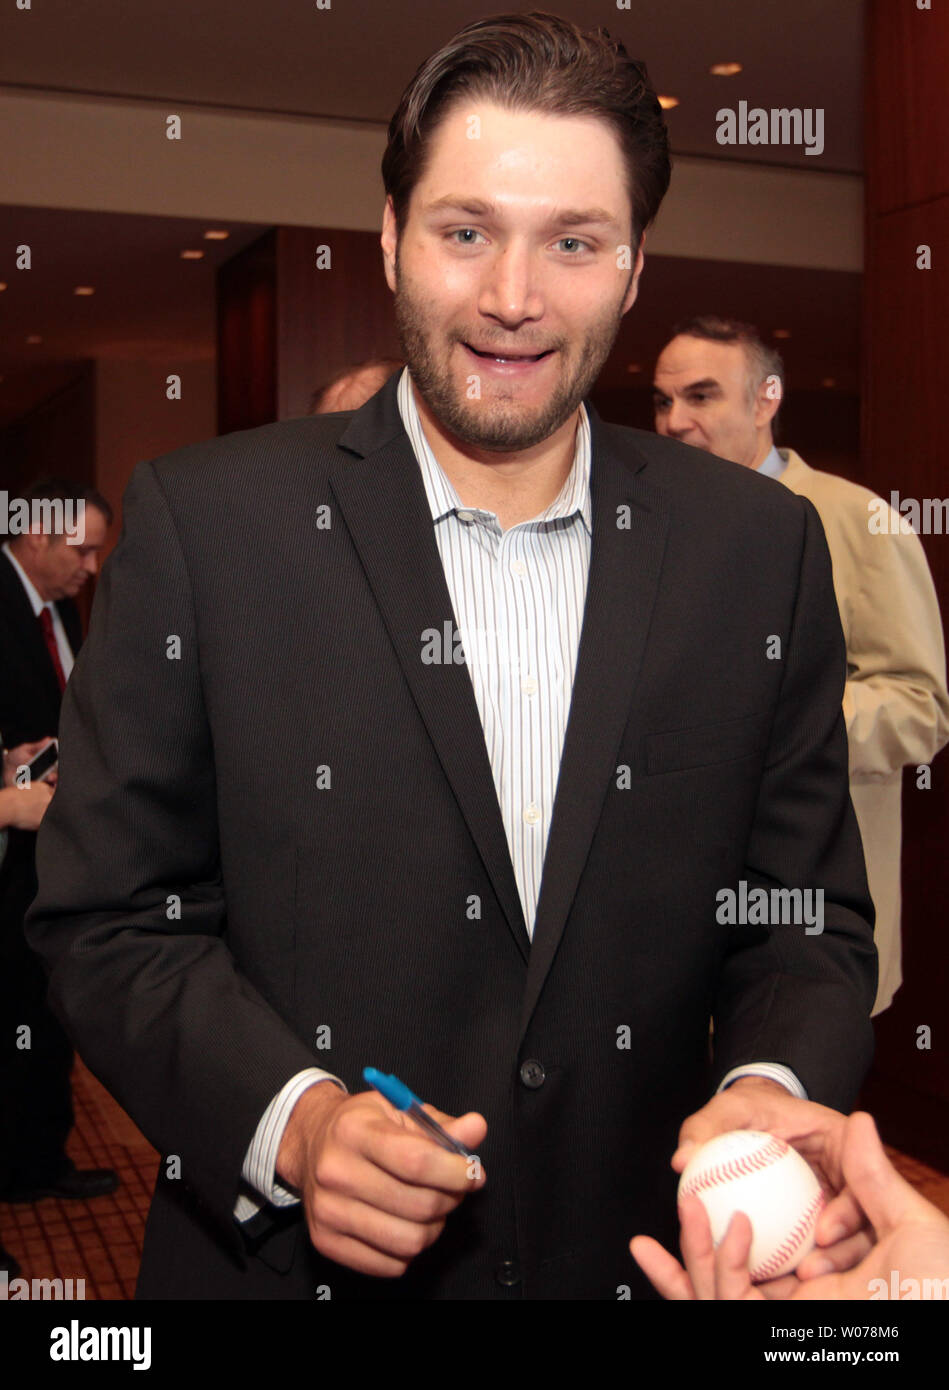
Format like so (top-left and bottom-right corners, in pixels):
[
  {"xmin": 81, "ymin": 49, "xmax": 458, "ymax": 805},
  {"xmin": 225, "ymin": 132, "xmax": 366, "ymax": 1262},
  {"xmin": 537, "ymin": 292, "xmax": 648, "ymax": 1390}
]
[{"xmin": 393, "ymin": 265, "xmax": 628, "ymax": 451}]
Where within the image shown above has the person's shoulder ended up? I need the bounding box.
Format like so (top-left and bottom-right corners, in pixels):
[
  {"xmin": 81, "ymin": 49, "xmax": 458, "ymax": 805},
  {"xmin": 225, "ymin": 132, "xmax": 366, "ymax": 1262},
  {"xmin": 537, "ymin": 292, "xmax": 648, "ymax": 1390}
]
[
  {"xmin": 597, "ymin": 422, "xmax": 807, "ymax": 521},
  {"xmin": 145, "ymin": 415, "xmax": 357, "ymax": 490},
  {"xmin": 781, "ymin": 450, "xmax": 878, "ymax": 511}
]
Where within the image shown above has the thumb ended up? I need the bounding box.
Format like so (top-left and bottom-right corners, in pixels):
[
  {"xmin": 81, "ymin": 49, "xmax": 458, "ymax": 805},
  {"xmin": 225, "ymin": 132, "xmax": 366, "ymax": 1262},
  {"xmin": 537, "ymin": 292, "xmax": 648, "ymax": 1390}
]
[
  {"xmin": 840, "ymin": 1112, "xmax": 924, "ymax": 1235},
  {"xmin": 422, "ymin": 1104, "xmax": 488, "ymax": 1170}
]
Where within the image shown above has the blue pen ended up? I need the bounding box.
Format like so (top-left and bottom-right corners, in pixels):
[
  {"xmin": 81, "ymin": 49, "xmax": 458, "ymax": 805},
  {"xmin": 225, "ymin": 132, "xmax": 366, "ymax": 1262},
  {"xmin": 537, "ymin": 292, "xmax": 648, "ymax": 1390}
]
[{"xmin": 363, "ymin": 1067, "xmax": 473, "ymax": 1158}]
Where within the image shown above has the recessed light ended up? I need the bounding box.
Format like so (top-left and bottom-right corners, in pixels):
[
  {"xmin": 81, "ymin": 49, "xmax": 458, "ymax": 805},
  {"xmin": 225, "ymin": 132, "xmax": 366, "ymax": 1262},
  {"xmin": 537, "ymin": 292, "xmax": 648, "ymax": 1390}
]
[
  {"xmin": 203, "ymin": 229, "xmax": 230, "ymax": 240},
  {"xmin": 822, "ymin": 377, "xmax": 836, "ymax": 388},
  {"xmin": 26, "ymin": 334, "xmax": 43, "ymax": 344},
  {"xmin": 180, "ymin": 249, "xmax": 205, "ymax": 260},
  {"xmin": 710, "ymin": 62, "xmax": 743, "ymax": 77},
  {"xmin": 74, "ymin": 286, "xmax": 95, "ymax": 296},
  {"xmin": 773, "ymin": 329, "xmax": 791, "ymax": 339},
  {"xmin": 0, "ymin": 282, "xmax": 7, "ymax": 292},
  {"xmin": 658, "ymin": 95, "xmax": 679, "ymax": 110},
  {"xmin": 626, "ymin": 363, "xmax": 642, "ymax": 374}
]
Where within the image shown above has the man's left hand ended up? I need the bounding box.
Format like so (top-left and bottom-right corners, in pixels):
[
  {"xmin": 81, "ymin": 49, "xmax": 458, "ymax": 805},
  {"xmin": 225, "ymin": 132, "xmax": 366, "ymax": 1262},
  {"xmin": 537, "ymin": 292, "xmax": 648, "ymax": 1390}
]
[{"xmin": 639, "ymin": 1077, "xmax": 875, "ymax": 1295}]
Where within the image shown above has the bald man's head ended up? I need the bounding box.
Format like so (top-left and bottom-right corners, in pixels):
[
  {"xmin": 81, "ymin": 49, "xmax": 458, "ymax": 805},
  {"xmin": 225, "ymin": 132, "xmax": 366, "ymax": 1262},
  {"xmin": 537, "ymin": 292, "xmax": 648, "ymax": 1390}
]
[{"xmin": 308, "ymin": 359, "xmax": 404, "ymax": 415}]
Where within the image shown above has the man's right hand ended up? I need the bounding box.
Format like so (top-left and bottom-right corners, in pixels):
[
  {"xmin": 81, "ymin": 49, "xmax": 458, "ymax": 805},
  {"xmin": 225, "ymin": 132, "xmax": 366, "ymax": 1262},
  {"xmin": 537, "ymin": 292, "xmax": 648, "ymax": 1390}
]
[{"xmin": 276, "ymin": 1081, "xmax": 487, "ymax": 1277}]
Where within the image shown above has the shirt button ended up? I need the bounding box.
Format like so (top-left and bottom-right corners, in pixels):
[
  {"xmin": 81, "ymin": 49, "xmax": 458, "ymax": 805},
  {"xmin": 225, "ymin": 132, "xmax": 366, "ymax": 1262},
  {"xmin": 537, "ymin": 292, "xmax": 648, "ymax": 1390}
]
[
  {"xmin": 495, "ymin": 1258, "xmax": 521, "ymax": 1287},
  {"xmin": 457, "ymin": 510, "xmax": 474, "ymax": 523},
  {"xmin": 519, "ymin": 1059, "xmax": 546, "ymax": 1089},
  {"xmin": 520, "ymin": 675, "xmax": 538, "ymax": 696},
  {"xmin": 523, "ymin": 803, "xmax": 541, "ymax": 825},
  {"xmin": 511, "ymin": 560, "xmax": 527, "ymax": 577}
]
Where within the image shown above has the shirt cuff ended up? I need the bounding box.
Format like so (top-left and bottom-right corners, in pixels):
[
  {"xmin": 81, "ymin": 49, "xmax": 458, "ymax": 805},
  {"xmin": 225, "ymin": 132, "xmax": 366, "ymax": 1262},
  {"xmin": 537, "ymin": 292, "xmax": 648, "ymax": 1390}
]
[
  {"xmin": 235, "ymin": 1068, "xmax": 348, "ymax": 1223},
  {"xmin": 717, "ymin": 1063, "xmax": 808, "ymax": 1100}
]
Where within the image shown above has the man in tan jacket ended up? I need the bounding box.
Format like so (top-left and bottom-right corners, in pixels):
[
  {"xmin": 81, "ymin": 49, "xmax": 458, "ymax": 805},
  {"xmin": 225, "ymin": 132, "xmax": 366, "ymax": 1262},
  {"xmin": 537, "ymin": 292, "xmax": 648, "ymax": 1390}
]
[{"xmin": 652, "ymin": 316, "xmax": 949, "ymax": 1013}]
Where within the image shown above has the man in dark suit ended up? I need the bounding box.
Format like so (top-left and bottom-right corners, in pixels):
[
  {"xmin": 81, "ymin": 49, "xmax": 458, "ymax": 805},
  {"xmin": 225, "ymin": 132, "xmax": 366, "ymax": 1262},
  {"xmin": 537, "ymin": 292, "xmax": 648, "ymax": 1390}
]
[
  {"xmin": 27, "ymin": 14, "xmax": 876, "ymax": 1299},
  {"xmin": 0, "ymin": 477, "xmax": 118, "ymax": 1205}
]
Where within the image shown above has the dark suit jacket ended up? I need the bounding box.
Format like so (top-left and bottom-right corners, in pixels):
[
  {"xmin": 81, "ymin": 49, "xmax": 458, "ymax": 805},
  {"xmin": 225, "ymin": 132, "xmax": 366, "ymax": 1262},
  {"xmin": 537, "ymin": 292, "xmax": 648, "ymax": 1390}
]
[
  {"xmin": 26, "ymin": 374, "xmax": 877, "ymax": 1299},
  {"xmin": 0, "ymin": 550, "xmax": 82, "ymax": 935}
]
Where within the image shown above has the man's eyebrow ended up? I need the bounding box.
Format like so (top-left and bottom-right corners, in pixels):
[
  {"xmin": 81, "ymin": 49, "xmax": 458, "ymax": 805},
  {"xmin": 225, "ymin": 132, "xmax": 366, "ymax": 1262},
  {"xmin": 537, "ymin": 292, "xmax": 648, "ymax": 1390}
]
[{"xmin": 422, "ymin": 195, "xmax": 620, "ymax": 228}]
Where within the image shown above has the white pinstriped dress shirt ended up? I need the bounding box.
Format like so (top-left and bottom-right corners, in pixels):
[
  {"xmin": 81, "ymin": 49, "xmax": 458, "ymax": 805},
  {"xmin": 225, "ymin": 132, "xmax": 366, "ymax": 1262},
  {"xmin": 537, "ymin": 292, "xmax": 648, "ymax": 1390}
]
[{"xmin": 236, "ymin": 370, "xmax": 803, "ymax": 1221}]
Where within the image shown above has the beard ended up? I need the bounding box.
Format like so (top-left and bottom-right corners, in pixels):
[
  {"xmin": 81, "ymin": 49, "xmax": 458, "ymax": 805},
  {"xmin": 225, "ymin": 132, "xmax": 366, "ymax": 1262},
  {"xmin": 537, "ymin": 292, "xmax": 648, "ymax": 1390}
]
[{"xmin": 393, "ymin": 264, "xmax": 628, "ymax": 452}]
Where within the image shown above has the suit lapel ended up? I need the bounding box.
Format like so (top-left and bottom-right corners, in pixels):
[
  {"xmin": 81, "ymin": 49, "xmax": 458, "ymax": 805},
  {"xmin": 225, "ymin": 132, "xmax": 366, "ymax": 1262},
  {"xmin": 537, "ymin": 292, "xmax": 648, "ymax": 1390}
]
[
  {"xmin": 0, "ymin": 551, "xmax": 63, "ymax": 711},
  {"xmin": 331, "ymin": 389, "xmax": 531, "ymax": 961},
  {"xmin": 518, "ymin": 413, "xmax": 670, "ymax": 1038}
]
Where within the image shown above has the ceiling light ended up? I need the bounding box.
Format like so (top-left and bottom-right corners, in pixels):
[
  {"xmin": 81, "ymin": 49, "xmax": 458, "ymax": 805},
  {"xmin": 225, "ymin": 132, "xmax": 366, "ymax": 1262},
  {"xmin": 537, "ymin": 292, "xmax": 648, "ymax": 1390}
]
[
  {"xmin": 822, "ymin": 377, "xmax": 836, "ymax": 388},
  {"xmin": 0, "ymin": 282, "xmax": 7, "ymax": 292},
  {"xmin": 710, "ymin": 62, "xmax": 743, "ymax": 77},
  {"xmin": 773, "ymin": 329, "xmax": 791, "ymax": 339},
  {"xmin": 180, "ymin": 249, "xmax": 205, "ymax": 260},
  {"xmin": 74, "ymin": 286, "xmax": 95, "ymax": 296},
  {"xmin": 203, "ymin": 229, "xmax": 230, "ymax": 240},
  {"xmin": 658, "ymin": 95, "xmax": 679, "ymax": 110},
  {"xmin": 626, "ymin": 364, "xmax": 642, "ymax": 374},
  {"xmin": 26, "ymin": 334, "xmax": 43, "ymax": 344}
]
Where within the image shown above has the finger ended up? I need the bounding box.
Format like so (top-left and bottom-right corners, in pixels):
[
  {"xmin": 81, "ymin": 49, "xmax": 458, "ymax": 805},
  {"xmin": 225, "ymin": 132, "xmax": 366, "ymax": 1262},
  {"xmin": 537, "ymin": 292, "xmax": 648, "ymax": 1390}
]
[
  {"xmin": 715, "ymin": 1211, "xmax": 766, "ymax": 1301},
  {"xmin": 629, "ymin": 1236, "xmax": 696, "ymax": 1301},
  {"xmin": 313, "ymin": 1146, "xmax": 462, "ymax": 1223},
  {"xmin": 678, "ymin": 1193, "xmax": 721, "ymax": 1301},
  {"xmin": 356, "ymin": 1112, "xmax": 484, "ymax": 1195},
  {"xmin": 418, "ymin": 1105, "xmax": 489, "ymax": 1161},
  {"xmin": 840, "ymin": 1112, "xmax": 924, "ymax": 1234},
  {"xmin": 814, "ymin": 1188, "xmax": 868, "ymax": 1246},
  {"xmin": 309, "ymin": 1186, "xmax": 445, "ymax": 1264},
  {"xmin": 795, "ymin": 1229, "xmax": 874, "ymax": 1279}
]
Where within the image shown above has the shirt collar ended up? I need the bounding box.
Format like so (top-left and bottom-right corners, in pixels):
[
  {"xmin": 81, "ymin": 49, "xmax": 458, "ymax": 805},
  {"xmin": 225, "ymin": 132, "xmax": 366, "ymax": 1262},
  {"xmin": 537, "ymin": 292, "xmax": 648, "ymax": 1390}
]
[
  {"xmin": 1, "ymin": 541, "xmax": 48, "ymax": 617},
  {"xmin": 396, "ymin": 367, "xmax": 592, "ymax": 535},
  {"xmin": 757, "ymin": 445, "xmax": 788, "ymax": 480}
]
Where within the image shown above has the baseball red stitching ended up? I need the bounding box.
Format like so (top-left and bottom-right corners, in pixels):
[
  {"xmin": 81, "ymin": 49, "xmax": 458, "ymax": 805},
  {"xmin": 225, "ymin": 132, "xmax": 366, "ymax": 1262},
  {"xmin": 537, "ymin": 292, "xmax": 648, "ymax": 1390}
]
[
  {"xmin": 750, "ymin": 1189, "xmax": 826, "ymax": 1282},
  {"xmin": 679, "ymin": 1136, "xmax": 788, "ymax": 1199}
]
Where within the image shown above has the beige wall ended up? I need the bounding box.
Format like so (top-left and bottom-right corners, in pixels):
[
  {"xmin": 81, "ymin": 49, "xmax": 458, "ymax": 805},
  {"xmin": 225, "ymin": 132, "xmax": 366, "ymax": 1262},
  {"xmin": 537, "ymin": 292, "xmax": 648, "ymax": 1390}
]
[
  {"xmin": 0, "ymin": 88, "xmax": 862, "ymax": 272},
  {"xmin": 95, "ymin": 358, "xmax": 216, "ymax": 554}
]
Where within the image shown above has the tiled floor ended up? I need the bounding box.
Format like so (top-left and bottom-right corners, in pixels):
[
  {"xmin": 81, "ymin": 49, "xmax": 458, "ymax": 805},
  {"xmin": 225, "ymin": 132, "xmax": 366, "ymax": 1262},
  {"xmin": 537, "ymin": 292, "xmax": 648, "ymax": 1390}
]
[
  {"xmin": 2, "ymin": 1056, "xmax": 948, "ymax": 1299},
  {"xmin": 1, "ymin": 1057, "xmax": 158, "ymax": 1299}
]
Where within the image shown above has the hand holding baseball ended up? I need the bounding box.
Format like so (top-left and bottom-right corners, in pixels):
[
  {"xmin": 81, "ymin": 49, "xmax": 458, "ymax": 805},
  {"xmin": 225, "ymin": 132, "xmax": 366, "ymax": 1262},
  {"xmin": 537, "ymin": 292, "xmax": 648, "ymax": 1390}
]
[
  {"xmin": 670, "ymin": 1075, "xmax": 872, "ymax": 1280},
  {"xmin": 631, "ymin": 1111, "xmax": 949, "ymax": 1300}
]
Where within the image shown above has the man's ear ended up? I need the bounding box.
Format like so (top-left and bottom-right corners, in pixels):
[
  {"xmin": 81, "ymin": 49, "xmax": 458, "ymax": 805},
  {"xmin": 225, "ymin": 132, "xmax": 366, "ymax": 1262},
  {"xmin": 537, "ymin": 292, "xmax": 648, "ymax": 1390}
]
[
  {"xmin": 381, "ymin": 197, "xmax": 398, "ymax": 293},
  {"xmin": 621, "ymin": 232, "xmax": 646, "ymax": 317},
  {"xmin": 753, "ymin": 372, "xmax": 783, "ymax": 428}
]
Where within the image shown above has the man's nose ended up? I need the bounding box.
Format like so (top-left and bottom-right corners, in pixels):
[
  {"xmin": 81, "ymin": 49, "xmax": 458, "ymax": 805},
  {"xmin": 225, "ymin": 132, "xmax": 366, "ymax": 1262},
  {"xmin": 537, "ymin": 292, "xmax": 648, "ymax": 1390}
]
[
  {"xmin": 663, "ymin": 399, "xmax": 694, "ymax": 439},
  {"xmin": 478, "ymin": 243, "xmax": 543, "ymax": 325}
]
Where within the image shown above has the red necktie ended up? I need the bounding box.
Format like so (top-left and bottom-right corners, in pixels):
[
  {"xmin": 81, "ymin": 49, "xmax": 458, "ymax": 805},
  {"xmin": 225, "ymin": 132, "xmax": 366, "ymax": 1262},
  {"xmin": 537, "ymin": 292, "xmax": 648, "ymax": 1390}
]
[{"xmin": 38, "ymin": 607, "xmax": 67, "ymax": 693}]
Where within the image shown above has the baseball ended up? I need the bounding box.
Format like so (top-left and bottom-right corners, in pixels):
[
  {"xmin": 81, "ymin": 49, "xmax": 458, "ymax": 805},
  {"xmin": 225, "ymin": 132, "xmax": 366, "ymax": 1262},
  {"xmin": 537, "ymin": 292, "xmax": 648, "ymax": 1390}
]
[{"xmin": 677, "ymin": 1130, "xmax": 826, "ymax": 1282}]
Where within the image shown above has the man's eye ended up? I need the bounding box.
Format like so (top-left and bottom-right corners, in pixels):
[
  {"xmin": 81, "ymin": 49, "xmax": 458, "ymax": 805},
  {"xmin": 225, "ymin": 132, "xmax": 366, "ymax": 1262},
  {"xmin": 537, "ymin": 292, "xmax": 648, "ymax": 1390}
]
[
  {"xmin": 448, "ymin": 228, "xmax": 485, "ymax": 245},
  {"xmin": 555, "ymin": 237, "xmax": 589, "ymax": 254}
]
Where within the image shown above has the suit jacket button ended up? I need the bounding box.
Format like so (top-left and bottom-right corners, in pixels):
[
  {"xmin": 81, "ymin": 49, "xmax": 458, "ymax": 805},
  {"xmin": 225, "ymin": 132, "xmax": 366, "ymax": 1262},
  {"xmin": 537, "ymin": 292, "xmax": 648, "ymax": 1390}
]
[
  {"xmin": 495, "ymin": 1258, "xmax": 521, "ymax": 1287},
  {"xmin": 519, "ymin": 1059, "xmax": 545, "ymax": 1089}
]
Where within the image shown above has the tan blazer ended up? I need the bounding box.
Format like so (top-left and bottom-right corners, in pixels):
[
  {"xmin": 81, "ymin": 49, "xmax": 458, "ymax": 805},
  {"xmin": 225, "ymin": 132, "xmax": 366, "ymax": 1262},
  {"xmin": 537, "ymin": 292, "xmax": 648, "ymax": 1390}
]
[{"xmin": 778, "ymin": 449, "xmax": 949, "ymax": 1012}]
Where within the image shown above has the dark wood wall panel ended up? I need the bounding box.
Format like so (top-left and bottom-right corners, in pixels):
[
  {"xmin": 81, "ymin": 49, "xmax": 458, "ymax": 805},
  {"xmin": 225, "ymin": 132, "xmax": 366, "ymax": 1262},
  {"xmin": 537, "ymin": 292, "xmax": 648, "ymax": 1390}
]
[
  {"xmin": 860, "ymin": 1, "xmax": 949, "ymax": 1166},
  {"xmin": 276, "ymin": 227, "xmax": 400, "ymax": 421},
  {"xmin": 866, "ymin": 0, "xmax": 949, "ymax": 214},
  {"xmin": 217, "ymin": 230, "xmax": 277, "ymax": 435}
]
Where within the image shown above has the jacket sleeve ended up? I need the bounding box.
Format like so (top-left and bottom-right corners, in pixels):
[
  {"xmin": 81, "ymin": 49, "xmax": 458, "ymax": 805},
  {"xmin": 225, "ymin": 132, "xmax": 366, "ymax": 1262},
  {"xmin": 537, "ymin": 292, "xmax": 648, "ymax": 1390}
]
[
  {"xmin": 25, "ymin": 460, "xmax": 322, "ymax": 1262},
  {"xmin": 841, "ymin": 501, "xmax": 949, "ymax": 779},
  {"xmin": 712, "ymin": 496, "xmax": 878, "ymax": 1112}
]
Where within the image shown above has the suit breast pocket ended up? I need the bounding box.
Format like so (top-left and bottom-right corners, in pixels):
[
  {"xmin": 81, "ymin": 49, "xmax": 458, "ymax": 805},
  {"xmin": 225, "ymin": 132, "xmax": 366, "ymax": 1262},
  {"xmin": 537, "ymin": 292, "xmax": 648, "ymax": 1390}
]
[{"xmin": 645, "ymin": 713, "xmax": 770, "ymax": 776}]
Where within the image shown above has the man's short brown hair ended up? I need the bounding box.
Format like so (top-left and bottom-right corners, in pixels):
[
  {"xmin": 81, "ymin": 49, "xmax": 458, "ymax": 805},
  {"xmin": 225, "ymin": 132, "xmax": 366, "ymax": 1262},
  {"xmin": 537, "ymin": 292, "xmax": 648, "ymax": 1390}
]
[{"xmin": 382, "ymin": 10, "xmax": 671, "ymax": 251}]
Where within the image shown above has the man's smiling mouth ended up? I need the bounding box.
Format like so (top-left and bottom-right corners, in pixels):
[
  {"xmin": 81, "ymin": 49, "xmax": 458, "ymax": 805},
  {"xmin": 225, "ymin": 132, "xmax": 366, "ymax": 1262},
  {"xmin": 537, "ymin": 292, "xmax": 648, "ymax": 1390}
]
[{"xmin": 464, "ymin": 343, "xmax": 554, "ymax": 363}]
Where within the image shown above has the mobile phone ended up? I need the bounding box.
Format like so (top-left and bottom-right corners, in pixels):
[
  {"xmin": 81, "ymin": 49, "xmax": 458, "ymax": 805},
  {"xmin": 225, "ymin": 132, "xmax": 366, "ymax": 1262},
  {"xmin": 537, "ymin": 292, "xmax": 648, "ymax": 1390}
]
[{"xmin": 26, "ymin": 739, "xmax": 59, "ymax": 783}]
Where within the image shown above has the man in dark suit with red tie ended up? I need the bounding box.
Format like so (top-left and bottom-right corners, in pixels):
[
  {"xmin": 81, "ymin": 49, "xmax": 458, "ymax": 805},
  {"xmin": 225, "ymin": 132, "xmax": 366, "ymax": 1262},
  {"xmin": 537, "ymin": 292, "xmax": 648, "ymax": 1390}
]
[{"xmin": 0, "ymin": 478, "xmax": 118, "ymax": 1206}]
